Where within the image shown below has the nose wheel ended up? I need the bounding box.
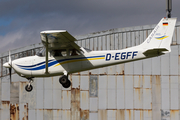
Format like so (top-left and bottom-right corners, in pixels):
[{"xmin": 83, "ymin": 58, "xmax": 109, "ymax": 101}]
[
  {"xmin": 25, "ymin": 78, "xmax": 34, "ymax": 92},
  {"xmin": 59, "ymin": 75, "xmax": 71, "ymax": 88}
]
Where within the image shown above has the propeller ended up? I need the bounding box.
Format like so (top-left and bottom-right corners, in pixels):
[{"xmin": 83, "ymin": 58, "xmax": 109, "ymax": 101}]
[{"xmin": 8, "ymin": 51, "xmax": 12, "ymax": 82}]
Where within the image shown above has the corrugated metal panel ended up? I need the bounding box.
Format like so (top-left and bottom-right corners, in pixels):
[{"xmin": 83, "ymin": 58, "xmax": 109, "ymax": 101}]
[
  {"xmin": 80, "ymin": 76, "xmax": 89, "ymax": 90},
  {"xmin": 102, "ymin": 36, "xmax": 106, "ymax": 50},
  {"xmin": 90, "ymin": 38, "xmax": 94, "ymax": 51},
  {"xmin": 170, "ymin": 46, "xmax": 178, "ymax": 75},
  {"xmin": 107, "ymin": 76, "xmax": 116, "ymax": 109},
  {"xmin": 89, "ymin": 112, "xmax": 98, "ymax": 120},
  {"xmin": 80, "ymin": 110, "xmax": 89, "ymax": 120},
  {"xmin": 85, "ymin": 38, "xmax": 90, "ymax": 49},
  {"xmin": 117, "ymin": 76, "xmax": 125, "ymax": 109},
  {"xmin": 98, "ymin": 36, "xmax": 102, "ymax": 51},
  {"xmin": 116, "ymin": 109, "xmax": 125, "ymax": 120},
  {"xmin": 143, "ymin": 110, "xmax": 152, "ymax": 120},
  {"xmin": 82, "ymin": 40, "xmax": 86, "ymax": 48},
  {"xmin": 10, "ymin": 82, "xmax": 19, "ymax": 104},
  {"xmin": 72, "ymin": 75, "xmax": 80, "ymax": 89},
  {"xmin": 161, "ymin": 76, "xmax": 169, "ymax": 110},
  {"xmin": 134, "ymin": 110, "xmax": 143, "ymax": 120},
  {"xmin": 43, "ymin": 110, "xmax": 53, "ymax": 120},
  {"xmin": 98, "ymin": 75, "xmax": 107, "ymax": 109},
  {"xmin": 116, "ymin": 64, "xmax": 124, "ymax": 75},
  {"xmin": 1, "ymin": 76, "xmax": 10, "ymax": 101},
  {"xmin": 172, "ymin": 27, "xmax": 177, "ymax": 45},
  {"xmin": 19, "ymin": 103, "xmax": 28, "ymax": 120},
  {"xmin": 125, "ymin": 62, "xmax": 134, "ymax": 75},
  {"xmin": 36, "ymin": 89, "xmax": 44, "ymax": 109},
  {"xmin": 90, "ymin": 98, "xmax": 98, "ymax": 111},
  {"xmin": 115, "ymin": 34, "xmax": 119, "ymax": 50},
  {"xmin": 62, "ymin": 91, "xmax": 71, "ymax": 109},
  {"xmin": 134, "ymin": 76, "xmax": 143, "ymax": 109},
  {"xmin": 161, "ymin": 53, "xmax": 170, "ymax": 76},
  {"xmin": 28, "ymin": 110, "xmax": 36, "ymax": 120},
  {"xmin": 152, "ymin": 75, "xmax": 161, "ymax": 120},
  {"xmin": 98, "ymin": 110, "xmax": 107, "ymax": 120},
  {"xmin": 170, "ymin": 76, "xmax": 179, "ymax": 110},
  {"xmin": 143, "ymin": 59, "xmax": 152, "ymax": 75},
  {"xmin": 170, "ymin": 110, "xmax": 179, "ymax": 120},
  {"xmin": 139, "ymin": 31, "xmax": 144, "ymax": 44},
  {"xmin": 134, "ymin": 60, "xmax": 143, "ymax": 75},
  {"xmin": 122, "ymin": 33, "xmax": 126, "ymax": 49},
  {"xmin": 107, "ymin": 110, "xmax": 116, "ymax": 120},
  {"xmin": 44, "ymin": 77, "xmax": 53, "ymax": 109},
  {"xmin": 135, "ymin": 31, "xmax": 140, "ymax": 46},
  {"xmin": 152, "ymin": 57, "xmax": 161, "ymax": 75},
  {"xmin": 119, "ymin": 33, "xmax": 123, "ymax": 50},
  {"xmin": 125, "ymin": 110, "xmax": 133, "ymax": 120},
  {"xmin": 177, "ymin": 26, "xmax": 180, "ymax": 44},
  {"xmin": 143, "ymin": 76, "xmax": 152, "ymax": 109},
  {"xmin": 1, "ymin": 101, "xmax": 10, "ymax": 120},
  {"xmin": 80, "ymin": 91, "xmax": 89, "ymax": 110},
  {"xmin": 71, "ymin": 87, "xmax": 80, "ymax": 120},
  {"xmin": 62, "ymin": 110, "xmax": 71, "ymax": 120},
  {"xmin": 130, "ymin": 32, "xmax": 134, "ymax": 47},
  {"xmin": 36, "ymin": 110, "xmax": 43, "ymax": 120},
  {"xmin": 125, "ymin": 76, "xmax": 133, "ymax": 109}
]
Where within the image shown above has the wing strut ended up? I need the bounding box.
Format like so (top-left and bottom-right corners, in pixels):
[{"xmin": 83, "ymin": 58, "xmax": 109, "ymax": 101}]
[{"xmin": 45, "ymin": 34, "xmax": 49, "ymax": 74}]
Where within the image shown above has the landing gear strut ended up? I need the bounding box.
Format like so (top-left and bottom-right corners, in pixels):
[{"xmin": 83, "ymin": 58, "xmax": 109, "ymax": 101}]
[
  {"xmin": 59, "ymin": 75, "xmax": 71, "ymax": 88},
  {"xmin": 25, "ymin": 78, "xmax": 34, "ymax": 92}
]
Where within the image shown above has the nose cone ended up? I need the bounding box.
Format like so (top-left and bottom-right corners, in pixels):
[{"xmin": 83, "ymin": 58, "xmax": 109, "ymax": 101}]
[{"xmin": 3, "ymin": 62, "xmax": 11, "ymax": 68}]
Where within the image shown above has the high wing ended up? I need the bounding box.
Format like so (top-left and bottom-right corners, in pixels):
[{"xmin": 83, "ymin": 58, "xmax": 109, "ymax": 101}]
[
  {"xmin": 40, "ymin": 30, "xmax": 80, "ymax": 50},
  {"xmin": 40, "ymin": 30, "xmax": 81, "ymax": 74}
]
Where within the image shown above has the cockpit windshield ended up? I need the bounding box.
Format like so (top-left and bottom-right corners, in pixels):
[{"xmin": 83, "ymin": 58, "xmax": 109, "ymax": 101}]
[
  {"xmin": 36, "ymin": 47, "xmax": 46, "ymax": 57},
  {"xmin": 83, "ymin": 47, "xmax": 92, "ymax": 52}
]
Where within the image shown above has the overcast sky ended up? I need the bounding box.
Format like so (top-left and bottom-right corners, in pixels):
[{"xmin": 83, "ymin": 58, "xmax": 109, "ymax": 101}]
[{"xmin": 0, "ymin": 0, "xmax": 179, "ymax": 53}]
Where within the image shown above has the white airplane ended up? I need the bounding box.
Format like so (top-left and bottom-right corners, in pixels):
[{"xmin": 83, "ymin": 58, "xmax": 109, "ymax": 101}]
[{"xmin": 3, "ymin": 17, "xmax": 177, "ymax": 92}]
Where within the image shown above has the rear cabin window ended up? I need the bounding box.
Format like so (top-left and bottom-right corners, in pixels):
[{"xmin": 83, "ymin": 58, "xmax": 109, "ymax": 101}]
[
  {"xmin": 70, "ymin": 49, "xmax": 80, "ymax": 56},
  {"xmin": 52, "ymin": 50, "xmax": 67, "ymax": 57}
]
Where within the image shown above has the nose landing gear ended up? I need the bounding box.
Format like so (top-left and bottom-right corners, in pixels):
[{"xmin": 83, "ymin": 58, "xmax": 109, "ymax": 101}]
[
  {"xmin": 25, "ymin": 78, "xmax": 34, "ymax": 92},
  {"xmin": 59, "ymin": 75, "xmax": 71, "ymax": 88}
]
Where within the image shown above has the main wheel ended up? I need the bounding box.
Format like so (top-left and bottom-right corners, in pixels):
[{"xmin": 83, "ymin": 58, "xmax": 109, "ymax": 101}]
[
  {"xmin": 25, "ymin": 84, "xmax": 33, "ymax": 92},
  {"xmin": 59, "ymin": 75, "xmax": 68, "ymax": 84},
  {"xmin": 62, "ymin": 80, "xmax": 71, "ymax": 88}
]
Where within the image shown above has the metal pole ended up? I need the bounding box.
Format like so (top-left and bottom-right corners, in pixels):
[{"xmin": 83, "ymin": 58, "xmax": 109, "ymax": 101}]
[{"xmin": 166, "ymin": 0, "xmax": 172, "ymax": 18}]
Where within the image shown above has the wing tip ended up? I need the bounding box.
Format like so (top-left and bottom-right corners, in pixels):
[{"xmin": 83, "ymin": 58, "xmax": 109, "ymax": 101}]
[{"xmin": 40, "ymin": 30, "xmax": 67, "ymax": 34}]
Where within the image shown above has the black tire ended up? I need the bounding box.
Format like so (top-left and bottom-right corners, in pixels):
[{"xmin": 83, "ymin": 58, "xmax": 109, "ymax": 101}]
[
  {"xmin": 62, "ymin": 80, "xmax": 71, "ymax": 88},
  {"xmin": 25, "ymin": 84, "xmax": 33, "ymax": 92},
  {"xmin": 59, "ymin": 75, "xmax": 68, "ymax": 84}
]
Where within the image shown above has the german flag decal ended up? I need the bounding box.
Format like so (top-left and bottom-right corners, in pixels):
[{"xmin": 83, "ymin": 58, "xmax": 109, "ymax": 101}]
[{"xmin": 163, "ymin": 22, "xmax": 168, "ymax": 26}]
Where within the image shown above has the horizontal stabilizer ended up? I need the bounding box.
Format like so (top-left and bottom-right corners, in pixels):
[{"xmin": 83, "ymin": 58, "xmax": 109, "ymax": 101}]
[{"xmin": 143, "ymin": 48, "xmax": 169, "ymax": 57}]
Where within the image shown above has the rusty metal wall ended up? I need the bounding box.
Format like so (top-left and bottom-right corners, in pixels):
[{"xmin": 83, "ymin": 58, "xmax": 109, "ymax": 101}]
[{"xmin": 0, "ymin": 22, "xmax": 180, "ymax": 120}]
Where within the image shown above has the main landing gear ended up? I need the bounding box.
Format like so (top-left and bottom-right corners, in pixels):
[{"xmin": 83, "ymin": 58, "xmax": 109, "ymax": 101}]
[
  {"xmin": 59, "ymin": 75, "xmax": 71, "ymax": 88},
  {"xmin": 25, "ymin": 78, "xmax": 33, "ymax": 92}
]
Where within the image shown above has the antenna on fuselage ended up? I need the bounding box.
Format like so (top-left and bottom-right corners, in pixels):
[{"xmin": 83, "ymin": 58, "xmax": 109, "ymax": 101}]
[{"xmin": 166, "ymin": 0, "xmax": 172, "ymax": 18}]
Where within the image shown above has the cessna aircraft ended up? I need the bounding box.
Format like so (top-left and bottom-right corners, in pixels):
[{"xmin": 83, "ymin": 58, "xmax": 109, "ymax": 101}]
[{"xmin": 3, "ymin": 17, "xmax": 177, "ymax": 92}]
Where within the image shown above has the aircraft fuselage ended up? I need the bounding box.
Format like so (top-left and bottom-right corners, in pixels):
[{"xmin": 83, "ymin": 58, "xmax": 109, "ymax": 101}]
[{"xmin": 11, "ymin": 46, "xmax": 147, "ymax": 78}]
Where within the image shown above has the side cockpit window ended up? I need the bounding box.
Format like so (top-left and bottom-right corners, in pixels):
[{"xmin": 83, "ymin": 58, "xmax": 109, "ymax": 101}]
[
  {"xmin": 51, "ymin": 49, "xmax": 67, "ymax": 57},
  {"xmin": 70, "ymin": 49, "xmax": 80, "ymax": 56}
]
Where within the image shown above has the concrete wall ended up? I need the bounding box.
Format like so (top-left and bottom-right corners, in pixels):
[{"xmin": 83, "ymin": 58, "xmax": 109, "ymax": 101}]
[{"xmin": 0, "ymin": 21, "xmax": 180, "ymax": 120}]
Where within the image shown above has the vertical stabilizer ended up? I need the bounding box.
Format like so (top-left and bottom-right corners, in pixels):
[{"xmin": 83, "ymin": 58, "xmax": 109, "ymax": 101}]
[{"xmin": 140, "ymin": 18, "xmax": 176, "ymax": 53}]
